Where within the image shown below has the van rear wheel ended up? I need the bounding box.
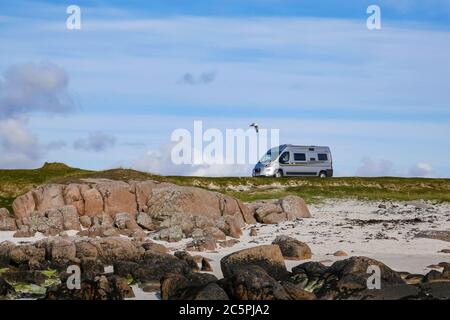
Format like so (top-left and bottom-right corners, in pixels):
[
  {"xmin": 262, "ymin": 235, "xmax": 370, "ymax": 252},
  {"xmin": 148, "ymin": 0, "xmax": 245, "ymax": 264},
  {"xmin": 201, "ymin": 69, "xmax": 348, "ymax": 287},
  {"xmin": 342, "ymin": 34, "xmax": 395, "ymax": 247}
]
[
  {"xmin": 319, "ymin": 171, "xmax": 327, "ymax": 178},
  {"xmin": 275, "ymin": 170, "xmax": 283, "ymax": 178}
]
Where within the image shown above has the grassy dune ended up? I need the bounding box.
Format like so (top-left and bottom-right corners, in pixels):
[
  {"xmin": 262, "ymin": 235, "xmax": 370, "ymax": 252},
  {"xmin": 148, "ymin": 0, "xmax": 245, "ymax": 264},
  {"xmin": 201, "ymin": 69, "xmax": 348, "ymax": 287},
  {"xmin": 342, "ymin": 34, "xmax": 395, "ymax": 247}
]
[{"xmin": 1, "ymin": 162, "xmax": 449, "ymax": 211}]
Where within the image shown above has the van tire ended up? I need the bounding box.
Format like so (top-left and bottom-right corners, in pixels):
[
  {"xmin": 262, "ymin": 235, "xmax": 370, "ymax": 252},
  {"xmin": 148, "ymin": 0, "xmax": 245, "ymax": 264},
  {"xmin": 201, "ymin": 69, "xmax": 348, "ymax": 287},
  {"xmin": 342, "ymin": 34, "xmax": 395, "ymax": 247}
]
[
  {"xmin": 275, "ymin": 170, "xmax": 283, "ymax": 178},
  {"xmin": 319, "ymin": 171, "xmax": 327, "ymax": 178}
]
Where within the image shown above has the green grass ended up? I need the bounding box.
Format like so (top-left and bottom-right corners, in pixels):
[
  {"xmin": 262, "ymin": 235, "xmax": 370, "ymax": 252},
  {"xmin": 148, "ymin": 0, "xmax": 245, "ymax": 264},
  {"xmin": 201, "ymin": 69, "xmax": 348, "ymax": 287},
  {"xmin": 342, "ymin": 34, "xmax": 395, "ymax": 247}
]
[{"xmin": 1, "ymin": 163, "xmax": 449, "ymax": 211}]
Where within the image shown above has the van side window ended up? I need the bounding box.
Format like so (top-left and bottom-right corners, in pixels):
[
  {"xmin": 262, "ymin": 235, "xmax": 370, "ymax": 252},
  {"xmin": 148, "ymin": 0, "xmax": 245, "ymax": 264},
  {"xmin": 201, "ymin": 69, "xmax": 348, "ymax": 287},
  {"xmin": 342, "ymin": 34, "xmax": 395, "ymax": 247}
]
[
  {"xmin": 279, "ymin": 152, "xmax": 290, "ymax": 164},
  {"xmin": 294, "ymin": 153, "xmax": 306, "ymax": 161},
  {"xmin": 318, "ymin": 153, "xmax": 328, "ymax": 161}
]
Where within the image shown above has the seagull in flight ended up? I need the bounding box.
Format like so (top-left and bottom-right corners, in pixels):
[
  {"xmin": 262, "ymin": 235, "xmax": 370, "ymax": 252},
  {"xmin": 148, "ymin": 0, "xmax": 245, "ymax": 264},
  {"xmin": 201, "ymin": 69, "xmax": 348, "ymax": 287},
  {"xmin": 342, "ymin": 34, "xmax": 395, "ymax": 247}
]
[{"xmin": 249, "ymin": 122, "xmax": 259, "ymax": 133}]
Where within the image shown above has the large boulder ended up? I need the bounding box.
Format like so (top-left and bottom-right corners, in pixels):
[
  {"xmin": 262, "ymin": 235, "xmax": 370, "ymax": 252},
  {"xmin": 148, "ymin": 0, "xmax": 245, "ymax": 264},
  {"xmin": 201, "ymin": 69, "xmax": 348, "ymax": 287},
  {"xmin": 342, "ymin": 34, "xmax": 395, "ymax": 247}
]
[
  {"xmin": 221, "ymin": 245, "xmax": 288, "ymax": 280},
  {"xmin": 160, "ymin": 273, "xmax": 221, "ymax": 300},
  {"xmin": 33, "ymin": 184, "xmax": 65, "ymax": 212},
  {"xmin": 63, "ymin": 184, "xmax": 86, "ymax": 215},
  {"xmin": 12, "ymin": 191, "xmax": 36, "ymax": 220},
  {"xmin": 96, "ymin": 181, "xmax": 137, "ymax": 218},
  {"xmin": 0, "ymin": 208, "xmax": 17, "ymax": 231},
  {"xmin": 328, "ymin": 256, "xmax": 405, "ymax": 292},
  {"xmin": 81, "ymin": 188, "xmax": 104, "ymax": 217},
  {"xmin": 272, "ymin": 236, "xmax": 312, "ymax": 260},
  {"xmin": 247, "ymin": 196, "xmax": 311, "ymax": 224},
  {"xmin": 220, "ymin": 265, "xmax": 291, "ymax": 300},
  {"xmin": 60, "ymin": 205, "xmax": 81, "ymax": 231},
  {"xmin": 44, "ymin": 274, "xmax": 132, "ymax": 300}
]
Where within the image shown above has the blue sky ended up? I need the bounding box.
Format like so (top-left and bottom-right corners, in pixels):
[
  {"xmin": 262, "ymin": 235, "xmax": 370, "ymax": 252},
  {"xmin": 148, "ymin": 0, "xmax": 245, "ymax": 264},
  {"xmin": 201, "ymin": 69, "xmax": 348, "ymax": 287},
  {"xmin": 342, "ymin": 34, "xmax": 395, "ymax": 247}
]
[{"xmin": 0, "ymin": 0, "xmax": 449, "ymax": 176}]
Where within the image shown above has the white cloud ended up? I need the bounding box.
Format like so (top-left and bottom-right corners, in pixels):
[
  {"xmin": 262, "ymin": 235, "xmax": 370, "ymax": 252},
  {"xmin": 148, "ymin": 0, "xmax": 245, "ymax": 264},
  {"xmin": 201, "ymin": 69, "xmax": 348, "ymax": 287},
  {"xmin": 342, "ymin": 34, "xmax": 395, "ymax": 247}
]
[
  {"xmin": 0, "ymin": 62, "xmax": 73, "ymax": 168},
  {"xmin": 356, "ymin": 157, "xmax": 394, "ymax": 177},
  {"xmin": 73, "ymin": 131, "xmax": 116, "ymax": 152},
  {"xmin": 0, "ymin": 62, "xmax": 73, "ymax": 118},
  {"xmin": 133, "ymin": 143, "xmax": 252, "ymax": 176},
  {"xmin": 408, "ymin": 162, "xmax": 433, "ymax": 177}
]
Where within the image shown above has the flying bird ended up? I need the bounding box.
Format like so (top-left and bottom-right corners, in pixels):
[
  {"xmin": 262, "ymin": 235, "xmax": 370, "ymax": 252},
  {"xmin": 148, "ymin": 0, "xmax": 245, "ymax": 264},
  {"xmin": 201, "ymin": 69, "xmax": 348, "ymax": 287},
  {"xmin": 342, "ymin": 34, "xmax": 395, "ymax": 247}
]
[{"xmin": 249, "ymin": 122, "xmax": 259, "ymax": 133}]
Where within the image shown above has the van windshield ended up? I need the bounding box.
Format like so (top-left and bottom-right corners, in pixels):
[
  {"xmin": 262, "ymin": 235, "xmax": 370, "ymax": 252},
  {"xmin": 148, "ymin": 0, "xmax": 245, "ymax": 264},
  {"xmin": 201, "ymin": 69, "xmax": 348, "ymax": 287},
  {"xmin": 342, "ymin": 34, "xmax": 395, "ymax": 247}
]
[{"xmin": 259, "ymin": 146, "xmax": 283, "ymax": 164}]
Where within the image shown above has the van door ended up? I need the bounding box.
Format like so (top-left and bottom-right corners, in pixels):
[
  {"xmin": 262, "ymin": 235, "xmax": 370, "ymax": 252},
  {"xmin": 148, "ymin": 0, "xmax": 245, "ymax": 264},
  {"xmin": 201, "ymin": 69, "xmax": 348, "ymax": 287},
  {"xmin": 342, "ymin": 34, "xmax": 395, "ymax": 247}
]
[
  {"xmin": 306, "ymin": 151, "xmax": 320, "ymax": 175},
  {"xmin": 290, "ymin": 151, "xmax": 307, "ymax": 175},
  {"xmin": 278, "ymin": 151, "xmax": 291, "ymax": 174}
]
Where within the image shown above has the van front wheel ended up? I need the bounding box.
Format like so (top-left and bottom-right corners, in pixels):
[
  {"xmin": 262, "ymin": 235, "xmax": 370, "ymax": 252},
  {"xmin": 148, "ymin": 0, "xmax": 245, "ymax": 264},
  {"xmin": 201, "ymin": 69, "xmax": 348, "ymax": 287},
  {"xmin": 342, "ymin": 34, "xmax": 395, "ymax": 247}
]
[
  {"xmin": 275, "ymin": 170, "xmax": 283, "ymax": 178},
  {"xmin": 319, "ymin": 171, "xmax": 327, "ymax": 178}
]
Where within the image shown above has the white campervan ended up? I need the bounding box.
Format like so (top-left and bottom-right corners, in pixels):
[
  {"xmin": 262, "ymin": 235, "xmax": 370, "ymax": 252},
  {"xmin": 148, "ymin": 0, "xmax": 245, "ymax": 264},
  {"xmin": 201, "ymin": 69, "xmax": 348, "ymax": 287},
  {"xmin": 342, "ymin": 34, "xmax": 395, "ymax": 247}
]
[{"xmin": 252, "ymin": 144, "xmax": 333, "ymax": 178}]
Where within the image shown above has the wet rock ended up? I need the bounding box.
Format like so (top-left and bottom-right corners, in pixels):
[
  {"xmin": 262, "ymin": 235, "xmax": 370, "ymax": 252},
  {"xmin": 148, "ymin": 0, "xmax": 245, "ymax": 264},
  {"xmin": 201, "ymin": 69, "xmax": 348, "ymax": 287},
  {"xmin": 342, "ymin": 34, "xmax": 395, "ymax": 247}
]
[
  {"xmin": 201, "ymin": 258, "xmax": 213, "ymax": 272},
  {"xmin": 221, "ymin": 245, "xmax": 288, "ymax": 280},
  {"xmin": 272, "ymin": 236, "xmax": 312, "ymax": 260},
  {"xmin": 328, "ymin": 256, "xmax": 405, "ymax": 292},
  {"xmin": 348, "ymin": 283, "xmax": 420, "ymax": 300},
  {"xmin": 160, "ymin": 272, "xmax": 219, "ymax": 300},
  {"xmin": 423, "ymin": 270, "xmax": 447, "ymax": 283},
  {"xmin": 44, "ymin": 274, "xmax": 131, "ymax": 300},
  {"xmin": 96, "ymin": 238, "xmax": 142, "ymax": 263},
  {"xmin": 9, "ymin": 244, "xmax": 46, "ymax": 265},
  {"xmin": 0, "ymin": 277, "xmax": 14, "ymax": 296},
  {"xmin": 114, "ymin": 252, "xmax": 191, "ymax": 283},
  {"xmin": 418, "ymin": 282, "xmax": 450, "ymax": 299},
  {"xmin": 174, "ymin": 251, "xmax": 199, "ymax": 272},
  {"xmin": 281, "ymin": 281, "xmax": 316, "ymax": 300},
  {"xmin": 220, "ymin": 265, "xmax": 290, "ymax": 300},
  {"xmin": 194, "ymin": 282, "xmax": 229, "ymax": 300}
]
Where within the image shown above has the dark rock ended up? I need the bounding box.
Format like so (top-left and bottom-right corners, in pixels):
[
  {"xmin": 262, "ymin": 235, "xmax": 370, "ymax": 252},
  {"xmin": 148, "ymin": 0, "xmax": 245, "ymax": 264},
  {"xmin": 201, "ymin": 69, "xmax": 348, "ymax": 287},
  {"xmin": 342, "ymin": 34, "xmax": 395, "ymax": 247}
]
[
  {"xmin": 201, "ymin": 258, "xmax": 213, "ymax": 272},
  {"xmin": 174, "ymin": 251, "xmax": 199, "ymax": 272},
  {"xmin": 220, "ymin": 265, "xmax": 290, "ymax": 300},
  {"xmin": 161, "ymin": 272, "xmax": 218, "ymax": 300},
  {"xmin": 0, "ymin": 277, "xmax": 14, "ymax": 296},
  {"xmin": 194, "ymin": 283, "xmax": 229, "ymax": 300},
  {"xmin": 281, "ymin": 281, "xmax": 316, "ymax": 300},
  {"xmin": 221, "ymin": 245, "xmax": 288, "ymax": 280},
  {"xmin": 347, "ymin": 284, "xmax": 420, "ymax": 300}
]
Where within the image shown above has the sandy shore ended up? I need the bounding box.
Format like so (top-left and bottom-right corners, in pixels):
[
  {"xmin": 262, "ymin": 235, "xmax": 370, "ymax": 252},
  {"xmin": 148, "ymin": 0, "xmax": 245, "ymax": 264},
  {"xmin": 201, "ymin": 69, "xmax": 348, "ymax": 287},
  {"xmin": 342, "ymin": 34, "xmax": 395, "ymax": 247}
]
[
  {"xmin": 2, "ymin": 198, "xmax": 450, "ymax": 300},
  {"xmin": 157, "ymin": 198, "xmax": 450, "ymax": 277}
]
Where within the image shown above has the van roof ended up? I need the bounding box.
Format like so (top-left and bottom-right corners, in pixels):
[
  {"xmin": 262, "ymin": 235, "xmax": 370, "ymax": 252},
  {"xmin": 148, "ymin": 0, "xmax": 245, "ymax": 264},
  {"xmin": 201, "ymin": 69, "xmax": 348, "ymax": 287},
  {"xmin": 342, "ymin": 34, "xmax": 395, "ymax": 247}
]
[{"xmin": 282, "ymin": 144, "xmax": 330, "ymax": 149}]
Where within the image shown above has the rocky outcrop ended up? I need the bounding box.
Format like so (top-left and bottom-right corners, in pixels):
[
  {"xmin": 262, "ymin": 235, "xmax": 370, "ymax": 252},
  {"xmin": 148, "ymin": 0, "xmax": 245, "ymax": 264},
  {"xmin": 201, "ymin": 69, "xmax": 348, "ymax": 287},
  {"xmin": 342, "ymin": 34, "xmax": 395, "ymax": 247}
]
[
  {"xmin": 220, "ymin": 245, "xmax": 288, "ymax": 280},
  {"xmin": 247, "ymin": 195, "xmax": 311, "ymax": 224},
  {"xmin": 10, "ymin": 179, "xmax": 264, "ymax": 240},
  {"xmin": 0, "ymin": 208, "xmax": 17, "ymax": 231}
]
